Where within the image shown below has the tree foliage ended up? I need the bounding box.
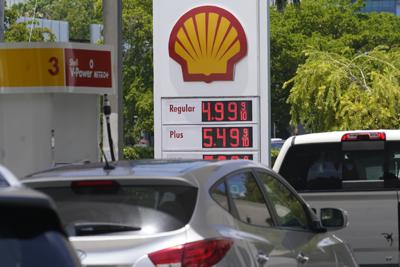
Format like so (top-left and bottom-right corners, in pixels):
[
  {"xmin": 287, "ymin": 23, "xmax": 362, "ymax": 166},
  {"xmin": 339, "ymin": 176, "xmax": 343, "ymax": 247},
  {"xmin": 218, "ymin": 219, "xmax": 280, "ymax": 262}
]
[
  {"xmin": 287, "ymin": 47, "xmax": 400, "ymax": 131},
  {"xmin": 10, "ymin": 0, "xmax": 102, "ymax": 41},
  {"xmin": 123, "ymin": 146, "xmax": 154, "ymax": 159},
  {"xmin": 270, "ymin": 0, "xmax": 400, "ymax": 136},
  {"xmin": 4, "ymin": 2, "xmax": 55, "ymax": 42},
  {"xmin": 122, "ymin": 0, "xmax": 153, "ymax": 145}
]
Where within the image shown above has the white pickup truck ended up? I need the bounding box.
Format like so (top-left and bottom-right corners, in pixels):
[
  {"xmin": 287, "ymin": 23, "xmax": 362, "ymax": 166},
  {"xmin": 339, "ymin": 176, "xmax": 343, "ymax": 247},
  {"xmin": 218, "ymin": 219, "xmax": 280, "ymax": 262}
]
[{"xmin": 273, "ymin": 130, "xmax": 400, "ymax": 267}]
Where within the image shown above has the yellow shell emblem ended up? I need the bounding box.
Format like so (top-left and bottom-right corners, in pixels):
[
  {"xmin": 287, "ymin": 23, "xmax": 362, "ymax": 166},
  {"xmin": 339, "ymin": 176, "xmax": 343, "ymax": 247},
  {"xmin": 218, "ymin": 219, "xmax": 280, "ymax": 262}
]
[{"xmin": 169, "ymin": 6, "xmax": 248, "ymax": 83}]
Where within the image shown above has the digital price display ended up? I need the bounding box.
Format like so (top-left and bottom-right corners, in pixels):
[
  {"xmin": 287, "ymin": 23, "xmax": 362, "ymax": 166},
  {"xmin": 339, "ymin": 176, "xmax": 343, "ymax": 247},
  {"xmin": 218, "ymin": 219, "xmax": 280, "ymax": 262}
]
[
  {"xmin": 202, "ymin": 100, "xmax": 252, "ymax": 122},
  {"xmin": 203, "ymin": 154, "xmax": 254, "ymax": 160},
  {"xmin": 202, "ymin": 126, "xmax": 253, "ymax": 148}
]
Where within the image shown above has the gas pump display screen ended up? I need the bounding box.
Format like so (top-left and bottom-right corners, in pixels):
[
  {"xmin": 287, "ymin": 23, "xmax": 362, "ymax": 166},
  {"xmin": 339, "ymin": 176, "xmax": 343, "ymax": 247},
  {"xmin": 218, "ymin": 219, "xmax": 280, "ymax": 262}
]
[
  {"xmin": 201, "ymin": 100, "xmax": 252, "ymax": 122},
  {"xmin": 202, "ymin": 127, "xmax": 253, "ymax": 148}
]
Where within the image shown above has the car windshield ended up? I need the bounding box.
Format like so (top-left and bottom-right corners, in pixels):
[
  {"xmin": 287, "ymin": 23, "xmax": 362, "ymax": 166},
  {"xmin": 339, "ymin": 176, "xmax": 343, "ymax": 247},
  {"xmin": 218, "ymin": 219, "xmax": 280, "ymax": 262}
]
[
  {"xmin": 37, "ymin": 183, "xmax": 197, "ymax": 236},
  {"xmin": 280, "ymin": 141, "xmax": 400, "ymax": 191}
]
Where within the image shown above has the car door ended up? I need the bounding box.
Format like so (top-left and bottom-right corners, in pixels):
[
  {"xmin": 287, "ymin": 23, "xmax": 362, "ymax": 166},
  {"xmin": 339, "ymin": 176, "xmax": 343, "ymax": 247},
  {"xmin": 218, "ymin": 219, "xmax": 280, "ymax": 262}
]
[
  {"xmin": 255, "ymin": 170, "xmax": 340, "ymax": 267},
  {"xmin": 224, "ymin": 170, "xmax": 298, "ymax": 266}
]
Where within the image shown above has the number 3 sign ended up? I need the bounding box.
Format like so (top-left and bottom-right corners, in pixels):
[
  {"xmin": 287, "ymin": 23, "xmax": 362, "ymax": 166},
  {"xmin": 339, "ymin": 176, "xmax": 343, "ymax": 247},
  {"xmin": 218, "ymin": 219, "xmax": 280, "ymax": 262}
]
[{"xmin": 0, "ymin": 43, "xmax": 114, "ymax": 95}]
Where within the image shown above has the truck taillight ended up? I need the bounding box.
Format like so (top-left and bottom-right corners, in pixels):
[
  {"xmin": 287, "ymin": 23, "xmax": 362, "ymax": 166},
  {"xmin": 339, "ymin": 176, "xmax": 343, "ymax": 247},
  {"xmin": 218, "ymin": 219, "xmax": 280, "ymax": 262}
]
[
  {"xmin": 148, "ymin": 239, "xmax": 233, "ymax": 267},
  {"xmin": 341, "ymin": 132, "xmax": 386, "ymax": 141}
]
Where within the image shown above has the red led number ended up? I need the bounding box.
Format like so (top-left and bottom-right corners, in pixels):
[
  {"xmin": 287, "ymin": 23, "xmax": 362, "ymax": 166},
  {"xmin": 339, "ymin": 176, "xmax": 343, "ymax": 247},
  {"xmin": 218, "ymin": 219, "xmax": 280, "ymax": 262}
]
[
  {"xmin": 216, "ymin": 128, "xmax": 227, "ymax": 147},
  {"xmin": 242, "ymin": 128, "xmax": 250, "ymax": 147},
  {"xmin": 203, "ymin": 154, "xmax": 254, "ymax": 160},
  {"xmin": 203, "ymin": 155, "xmax": 214, "ymax": 160},
  {"xmin": 227, "ymin": 102, "xmax": 238, "ymax": 121},
  {"xmin": 215, "ymin": 102, "xmax": 224, "ymax": 121},
  {"xmin": 202, "ymin": 127, "xmax": 253, "ymax": 148},
  {"xmin": 202, "ymin": 102, "xmax": 212, "ymax": 121},
  {"xmin": 201, "ymin": 100, "xmax": 252, "ymax": 122},
  {"xmin": 240, "ymin": 102, "xmax": 248, "ymax": 121},
  {"xmin": 203, "ymin": 128, "xmax": 213, "ymax": 148},
  {"xmin": 230, "ymin": 128, "xmax": 240, "ymax": 147}
]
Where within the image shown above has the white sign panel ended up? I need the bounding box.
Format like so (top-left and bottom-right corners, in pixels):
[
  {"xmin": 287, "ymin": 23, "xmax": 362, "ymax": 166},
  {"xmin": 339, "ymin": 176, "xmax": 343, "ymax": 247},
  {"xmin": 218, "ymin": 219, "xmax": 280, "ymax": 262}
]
[
  {"xmin": 162, "ymin": 125, "xmax": 258, "ymax": 151},
  {"xmin": 154, "ymin": 0, "xmax": 270, "ymax": 165},
  {"xmin": 162, "ymin": 97, "xmax": 259, "ymax": 124}
]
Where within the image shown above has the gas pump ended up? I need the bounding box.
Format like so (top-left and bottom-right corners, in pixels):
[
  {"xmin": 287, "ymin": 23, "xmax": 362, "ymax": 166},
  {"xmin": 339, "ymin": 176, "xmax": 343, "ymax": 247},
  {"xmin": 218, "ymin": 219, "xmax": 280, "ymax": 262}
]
[{"xmin": 0, "ymin": 43, "xmax": 115, "ymax": 177}]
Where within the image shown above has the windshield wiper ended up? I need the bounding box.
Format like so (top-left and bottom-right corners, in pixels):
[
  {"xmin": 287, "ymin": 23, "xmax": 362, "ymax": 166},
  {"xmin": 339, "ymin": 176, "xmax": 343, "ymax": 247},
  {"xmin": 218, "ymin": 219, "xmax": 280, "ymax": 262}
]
[{"xmin": 72, "ymin": 222, "xmax": 141, "ymax": 236}]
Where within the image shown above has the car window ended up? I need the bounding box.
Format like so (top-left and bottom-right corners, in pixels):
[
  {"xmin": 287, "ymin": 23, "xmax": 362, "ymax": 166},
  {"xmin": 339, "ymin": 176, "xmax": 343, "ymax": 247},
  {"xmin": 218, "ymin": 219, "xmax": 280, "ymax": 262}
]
[
  {"xmin": 386, "ymin": 144, "xmax": 400, "ymax": 180},
  {"xmin": 210, "ymin": 179, "xmax": 229, "ymax": 211},
  {"xmin": 279, "ymin": 142, "xmax": 400, "ymax": 191},
  {"xmin": 38, "ymin": 184, "xmax": 197, "ymax": 235},
  {"xmin": 280, "ymin": 143, "xmax": 342, "ymax": 191},
  {"xmin": 225, "ymin": 172, "xmax": 273, "ymax": 227},
  {"xmin": 257, "ymin": 171, "xmax": 309, "ymax": 230}
]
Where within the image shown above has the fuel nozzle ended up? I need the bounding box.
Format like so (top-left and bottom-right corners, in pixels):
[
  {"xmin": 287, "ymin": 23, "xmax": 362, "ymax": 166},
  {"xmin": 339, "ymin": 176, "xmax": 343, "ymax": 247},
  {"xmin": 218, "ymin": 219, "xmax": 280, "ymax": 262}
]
[
  {"xmin": 103, "ymin": 94, "xmax": 115, "ymax": 161},
  {"xmin": 103, "ymin": 94, "xmax": 111, "ymax": 119}
]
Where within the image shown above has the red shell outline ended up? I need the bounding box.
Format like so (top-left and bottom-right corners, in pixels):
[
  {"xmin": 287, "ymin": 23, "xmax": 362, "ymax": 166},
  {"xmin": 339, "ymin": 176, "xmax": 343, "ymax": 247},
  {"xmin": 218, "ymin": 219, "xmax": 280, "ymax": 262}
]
[{"xmin": 169, "ymin": 6, "xmax": 248, "ymax": 83}]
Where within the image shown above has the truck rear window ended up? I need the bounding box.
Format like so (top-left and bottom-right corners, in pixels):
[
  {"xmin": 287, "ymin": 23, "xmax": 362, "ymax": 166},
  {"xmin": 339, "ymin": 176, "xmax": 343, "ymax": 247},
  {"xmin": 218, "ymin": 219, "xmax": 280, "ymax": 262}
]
[
  {"xmin": 37, "ymin": 184, "xmax": 197, "ymax": 236},
  {"xmin": 279, "ymin": 141, "xmax": 400, "ymax": 191}
]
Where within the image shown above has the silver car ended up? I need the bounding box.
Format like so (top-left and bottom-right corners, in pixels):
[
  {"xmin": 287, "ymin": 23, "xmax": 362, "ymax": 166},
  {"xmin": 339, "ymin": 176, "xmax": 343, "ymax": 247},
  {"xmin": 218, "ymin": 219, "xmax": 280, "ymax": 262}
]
[{"xmin": 22, "ymin": 160, "xmax": 357, "ymax": 267}]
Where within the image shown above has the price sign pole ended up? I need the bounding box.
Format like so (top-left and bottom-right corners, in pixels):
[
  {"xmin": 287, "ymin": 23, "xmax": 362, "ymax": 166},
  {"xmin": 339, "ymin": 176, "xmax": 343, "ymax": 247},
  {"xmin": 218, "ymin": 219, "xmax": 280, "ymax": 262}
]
[{"xmin": 153, "ymin": 0, "xmax": 270, "ymax": 165}]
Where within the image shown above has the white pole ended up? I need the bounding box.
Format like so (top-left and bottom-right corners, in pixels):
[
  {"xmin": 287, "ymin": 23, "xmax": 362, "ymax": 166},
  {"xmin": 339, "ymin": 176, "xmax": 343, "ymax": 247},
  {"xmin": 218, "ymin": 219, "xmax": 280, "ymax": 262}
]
[
  {"xmin": 103, "ymin": 0, "xmax": 123, "ymax": 160},
  {"xmin": 260, "ymin": 0, "xmax": 271, "ymax": 167}
]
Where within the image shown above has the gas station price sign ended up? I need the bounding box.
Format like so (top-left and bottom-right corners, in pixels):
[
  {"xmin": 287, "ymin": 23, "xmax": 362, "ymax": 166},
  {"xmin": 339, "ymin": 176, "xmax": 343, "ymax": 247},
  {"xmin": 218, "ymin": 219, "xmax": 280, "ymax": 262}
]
[
  {"xmin": 202, "ymin": 100, "xmax": 252, "ymax": 122},
  {"xmin": 161, "ymin": 124, "xmax": 258, "ymax": 151},
  {"xmin": 163, "ymin": 151, "xmax": 258, "ymax": 161},
  {"xmin": 202, "ymin": 126, "xmax": 253, "ymax": 148},
  {"xmin": 161, "ymin": 98, "xmax": 258, "ymax": 159},
  {"xmin": 203, "ymin": 154, "xmax": 254, "ymax": 160},
  {"xmin": 154, "ymin": 1, "xmax": 270, "ymax": 164},
  {"xmin": 162, "ymin": 98, "xmax": 258, "ymax": 125}
]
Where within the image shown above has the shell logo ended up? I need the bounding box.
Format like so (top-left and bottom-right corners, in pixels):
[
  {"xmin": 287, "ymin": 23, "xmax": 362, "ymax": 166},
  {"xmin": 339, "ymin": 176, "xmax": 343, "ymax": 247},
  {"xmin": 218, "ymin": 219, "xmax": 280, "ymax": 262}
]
[{"xmin": 169, "ymin": 6, "xmax": 248, "ymax": 83}]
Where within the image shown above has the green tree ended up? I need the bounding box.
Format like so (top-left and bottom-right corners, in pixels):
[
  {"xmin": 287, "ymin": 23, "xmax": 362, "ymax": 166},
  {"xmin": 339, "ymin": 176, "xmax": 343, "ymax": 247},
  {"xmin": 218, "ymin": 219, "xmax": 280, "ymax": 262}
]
[
  {"xmin": 4, "ymin": 2, "xmax": 55, "ymax": 42},
  {"xmin": 11, "ymin": 0, "xmax": 102, "ymax": 41},
  {"xmin": 286, "ymin": 47, "xmax": 400, "ymax": 131},
  {"xmin": 270, "ymin": 0, "xmax": 400, "ymax": 136},
  {"xmin": 122, "ymin": 0, "xmax": 153, "ymax": 145}
]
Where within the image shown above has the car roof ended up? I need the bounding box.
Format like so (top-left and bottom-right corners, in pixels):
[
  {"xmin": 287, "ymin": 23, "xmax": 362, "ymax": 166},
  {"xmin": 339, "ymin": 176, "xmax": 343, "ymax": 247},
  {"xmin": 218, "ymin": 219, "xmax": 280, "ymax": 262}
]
[
  {"xmin": 22, "ymin": 159, "xmax": 265, "ymax": 186},
  {"xmin": 0, "ymin": 186, "xmax": 57, "ymax": 210},
  {"xmin": 290, "ymin": 129, "xmax": 400, "ymax": 145}
]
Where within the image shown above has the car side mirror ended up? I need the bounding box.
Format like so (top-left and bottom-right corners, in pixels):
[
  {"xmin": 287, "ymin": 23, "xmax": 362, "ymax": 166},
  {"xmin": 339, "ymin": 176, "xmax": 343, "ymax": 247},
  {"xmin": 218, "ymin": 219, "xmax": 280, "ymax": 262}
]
[{"xmin": 320, "ymin": 208, "xmax": 348, "ymax": 231}]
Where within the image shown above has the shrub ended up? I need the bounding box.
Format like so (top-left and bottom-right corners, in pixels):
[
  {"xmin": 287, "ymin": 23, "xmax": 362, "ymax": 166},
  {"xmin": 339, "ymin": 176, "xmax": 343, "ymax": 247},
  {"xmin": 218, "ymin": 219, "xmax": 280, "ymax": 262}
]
[{"xmin": 123, "ymin": 146, "xmax": 154, "ymax": 160}]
